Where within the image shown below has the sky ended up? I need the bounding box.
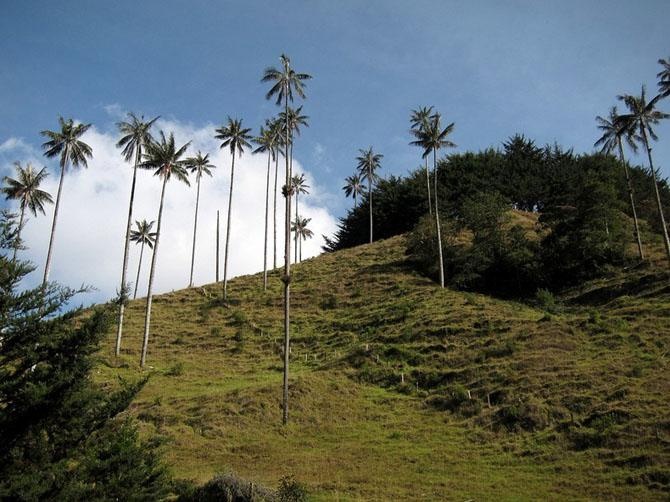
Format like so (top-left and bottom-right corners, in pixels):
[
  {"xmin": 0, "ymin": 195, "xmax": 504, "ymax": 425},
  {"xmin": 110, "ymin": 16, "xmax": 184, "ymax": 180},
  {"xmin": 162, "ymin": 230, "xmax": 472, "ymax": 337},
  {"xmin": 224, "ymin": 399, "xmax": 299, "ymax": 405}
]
[{"xmin": 1, "ymin": 0, "xmax": 669, "ymax": 303}]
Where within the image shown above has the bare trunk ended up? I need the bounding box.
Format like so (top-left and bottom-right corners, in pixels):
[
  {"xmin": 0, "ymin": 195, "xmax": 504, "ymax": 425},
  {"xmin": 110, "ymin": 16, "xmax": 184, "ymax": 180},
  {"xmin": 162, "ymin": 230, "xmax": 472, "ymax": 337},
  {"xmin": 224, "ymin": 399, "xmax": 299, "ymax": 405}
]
[
  {"xmin": 263, "ymin": 151, "xmax": 271, "ymax": 290},
  {"xmin": 133, "ymin": 241, "xmax": 145, "ymax": 300},
  {"xmin": 433, "ymin": 149, "xmax": 445, "ymax": 288},
  {"xmin": 425, "ymin": 157, "xmax": 432, "ymax": 215},
  {"xmin": 369, "ymin": 167, "xmax": 373, "ymax": 243},
  {"xmin": 273, "ymin": 152, "xmax": 279, "ymax": 269},
  {"xmin": 216, "ymin": 210, "xmax": 220, "ymax": 282},
  {"xmin": 641, "ymin": 127, "xmax": 670, "ymax": 262},
  {"xmin": 223, "ymin": 152, "xmax": 236, "ymax": 299},
  {"xmin": 282, "ymin": 83, "xmax": 292, "ymax": 426},
  {"xmin": 617, "ymin": 138, "xmax": 644, "ymax": 260},
  {"xmin": 294, "ymin": 191, "xmax": 299, "ymax": 264},
  {"xmin": 140, "ymin": 175, "xmax": 168, "ymax": 368},
  {"xmin": 43, "ymin": 149, "xmax": 68, "ymax": 286},
  {"xmin": 189, "ymin": 175, "xmax": 202, "ymax": 287},
  {"xmin": 12, "ymin": 206, "xmax": 25, "ymax": 261},
  {"xmin": 116, "ymin": 148, "xmax": 141, "ymax": 356}
]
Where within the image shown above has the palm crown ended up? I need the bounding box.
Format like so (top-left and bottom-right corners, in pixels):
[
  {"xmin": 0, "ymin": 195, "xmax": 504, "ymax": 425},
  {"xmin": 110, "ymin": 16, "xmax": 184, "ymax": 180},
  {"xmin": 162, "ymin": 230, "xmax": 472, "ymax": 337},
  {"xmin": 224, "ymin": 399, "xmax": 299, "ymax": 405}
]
[
  {"xmin": 116, "ymin": 113, "xmax": 159, "ymax": 162},
  {"xmin": 215, "ymin": 117, "xmax": 253, "ymax": 157},
  {"xmin": 410, "ymin": 113, "xmax": 456, "ymax": 159},
  {"xmin": 291, "ymin": 216, "xmax": 313, "ymax": 240},
  {"xmin": 356, "ymin": 147, "xmax": 383, "ymax": 185},
  {"xmin": 594, "ymin": 106, "xmax": 638, "ymax": 154},
  {"xmin": 2, "ymin": 162, "xmax": 53, "ymax": 216},
  {"xmin": 343, "ymin": 174, "xmax": 364, "ymax": 200},
  {"xmin": 658, "ymin": 56, "xmax": 670, "ymax": 98},
  {"xmin": 617, "ymin": 86, "xmax": 669, "ymax": 141},
  {"xmin": 410, "ymin": 105, "xmax": 435, "ymax": 131},
  {"xmin": 291, "ymin": 173, "xmax": 310, "ymax": 195},
  {"xmin": 185, "ymin": 152, "xmax": 215, "ymax": 181},
  {"xmin": 279, "ymin": 106, "xmax": 309, "ymax": 138},
  {"xmin": 253, "ymin": 122, "xmax": 279, "ymax": 159},
  {"xmin": 41, "ymin": 117, "xmax": 93, "ymax": 169},
  {"xmin": 140, "ymin": 131, "xmax": 191, "ymax": 184},
  {"xmin": 130, "ymin": 220, "xmax": 157, "ymax": 249},
  {"xmin": 262, "ymin": 54, "xmax": 312, "ymax": 105}
]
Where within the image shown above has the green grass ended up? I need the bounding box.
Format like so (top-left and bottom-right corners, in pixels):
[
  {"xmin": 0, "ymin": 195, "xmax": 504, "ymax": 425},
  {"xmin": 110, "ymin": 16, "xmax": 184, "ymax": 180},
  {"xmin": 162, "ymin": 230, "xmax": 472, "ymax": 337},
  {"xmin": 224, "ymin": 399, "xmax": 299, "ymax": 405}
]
[{"xmin": 96, "ymin": 235, "xmax": 670, "ymax": 500}]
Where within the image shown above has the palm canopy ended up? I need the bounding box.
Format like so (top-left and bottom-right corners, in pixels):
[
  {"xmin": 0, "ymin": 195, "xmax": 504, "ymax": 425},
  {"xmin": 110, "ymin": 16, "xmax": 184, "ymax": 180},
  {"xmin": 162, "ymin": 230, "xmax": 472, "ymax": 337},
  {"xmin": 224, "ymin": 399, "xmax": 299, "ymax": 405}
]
[
  {"xmin": 130, "ymin": 220, "xmax": 157, "ymax": 249},
  {"xmin": 279, "ymin": 106, "xmax": 309, "ymax": 138},
  {"xmin": 410, "ymin": 114, "xmax": 457, "ymax": 158},
  {"xmin": 262, "ymin": 54, "xmax": 312, "ymax": 105},
  {"xmin": 253, "ymin": 122, "xmax": 278, "ymax": 159},
  {"xmin": 40, "ymin": 117, "xmax": 93, "ymax": 169},
  {"xmin": 291, "ymin": 173, "xmax": 310, "ymax": 195},
  {"xmin": 342, "ymin": 174, "xmax": 364, "ymax": 199},
  {"xmin": 2, "ymin": 162, "xmax": 53, "ymax": 216},
  {"xmin": 356, "ymin": 147, "xmax": 383, "ymax": 185},
  {"xmin": 594, "ymin": 106, "xmax": 638, "ymax": 154},
  {"xmin": 617, "ymin": 86, "xmax": 669, "ymax": 141},
  {"xmin": 291, "ymin": 216, "xmax": 314, "ymax": 240},
  {"xmin": 215, "ymin": 117, "xmax": 253, "ymax": 157},
  {"xmin": 139, "ymin": 131, "xmax": 191, "ymax": 184},
  {"xmin": 410, "ymin": 105, "xmax": 435, "ymax": 130},
  {"xmin": 658, "ymin": 56, "xmax": 670, "ymax": 98},
  {"xmin": 185, "ymin": 151, "xmax": 215, "ymax": 181},
  {"xmin": 116, "ymin": 113, "xmax": 159, "ymax": 162}
]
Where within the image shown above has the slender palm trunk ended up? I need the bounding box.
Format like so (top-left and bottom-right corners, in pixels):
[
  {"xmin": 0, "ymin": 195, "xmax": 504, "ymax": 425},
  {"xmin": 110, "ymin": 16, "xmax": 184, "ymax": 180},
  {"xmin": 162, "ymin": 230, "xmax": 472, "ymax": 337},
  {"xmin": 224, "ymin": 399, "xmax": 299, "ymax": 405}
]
[
  {"xmin": 617, "ymin": 139, "xmax": 644, "ymax": 260},
  {"xmin": 115, "ymin": 148, "xmax": 141, "ymax": 356},
  {"xmin": 425, "ymin": 157, "xmax": 432, "ymax": 215},
  {"xmin": 282, "ymin": 88, "xmax": 292, "ymax": 426},
  {"xmin": 43, "ymin": 150, "xmax": 68, "ymax": 286},
  {"xmin": 299, "ymin": 235, "xmax": 302, "ymax": 262},
  {"xmin": 294, "ymin": 191, "xmax": 299, "ymax": 264},
  {"xmin": 354, "ymin": 193, "xmax": 357, "ymax": 208},
  {"xmin": 216, "ymin": 210, "xmax": 220, "ymax": 282},
  {"xmin": 273, "ymin": 152, "xmax": 279, "ymax": 269},
  {"xmin": 141, "ymin": 176, "xmax": 168, "ymax": 368},
  {"xmin": 641, "ymin": 127, "xmax": 670, "ymax": 262},
  {"xmin": 433, "ymin": 149, "xmax": 445, "ymax": 288},
  {"xmin": 263, "ymin": 151, "xmax": 271, "ymax": 290},
  {"xmin": 12, "ymin": 206, "xmax": 25, "ymax": 261},
  {"xmin": 189, "ymin": 175, "xmax": 202, "ymax": 288},
  {"xmin": 133, "ymin": 241, "xmax": 145, "ymax": 300},
  {"xmin": 223, "ymin": 152, "xmax": 236, "ymax": 299},
  {"xmin": 368, "ymin": 168, "xmax": 373, "ymax": 243}
]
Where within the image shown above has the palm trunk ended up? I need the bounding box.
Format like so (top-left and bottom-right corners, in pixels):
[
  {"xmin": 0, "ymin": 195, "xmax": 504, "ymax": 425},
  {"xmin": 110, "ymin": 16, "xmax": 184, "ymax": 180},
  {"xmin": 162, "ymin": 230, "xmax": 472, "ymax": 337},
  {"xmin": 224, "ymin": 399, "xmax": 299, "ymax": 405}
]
[
  {"xmin": 354, "ymin": 193, "xmax": 357, "ymax": 208},
  {"xmin": 425, "ymin": 157, "xmax": 432, "ymax": 215},
  {"xmin": 368, "ymin": 168, "xmax": 373, "ymax": 243},
  {"xmin": 273, "ymin": 151, "xmax": 279, "ymax": 269},
  {"xmin": 263, "ymin": 151, "xmax": 271, "ymax": 290},
  {"xmin": 294, "ymin": 191, "xmax": 299, "ymax": 264},
  {"xmin": 189, "ymin": 175, "xmax": 202, "ymax": 288},
  {"xmin": 299, "ymin": 235, "xmax": 302, "ymax": 262},
  {"xmin": 223, "ymin": 151, "xmax": 236, "ymax": 299},
  {"xmin": 641, "ymin": 126, "xmax": 670, "ymax": 262},
  {"xmin": 282, "ymin": 85, "xmax": 292, "ymax": 426},
  {"xmin": 115, "ymin": 148, "xmax": 141, "ymax": 357},
  {"xmin": 12, "ymin": 206, "xmax": 25, "ymax": 261},
  {"xmin": 43, "ymin": 149, "xmax": 68, "ymax": 286},
  {"xmin": 133, "ymin": 241, "xmax": 145, "ymax": 300},
  {"xmin": 216, "ymin": 210, "xmax": 220, "ymax": 282},
  {"xmin": 140, "ymin": 175, "xmax": 168, "ymax": 368},
  {"xmin": 433, "ymin": 149, "xmax": 445, "ymax": 288},
  {"xmin": 617, "ymin": 138, "xmax": 644, "ymax": 260}
]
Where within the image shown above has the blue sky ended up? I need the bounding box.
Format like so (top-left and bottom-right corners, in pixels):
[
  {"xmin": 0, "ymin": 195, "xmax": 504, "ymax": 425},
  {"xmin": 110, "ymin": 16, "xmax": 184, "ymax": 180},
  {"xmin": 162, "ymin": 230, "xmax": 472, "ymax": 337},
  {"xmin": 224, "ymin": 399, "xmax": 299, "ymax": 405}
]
[{"xmin": 1, "ymin": 0, "xmax": 669, "ymax": 300}]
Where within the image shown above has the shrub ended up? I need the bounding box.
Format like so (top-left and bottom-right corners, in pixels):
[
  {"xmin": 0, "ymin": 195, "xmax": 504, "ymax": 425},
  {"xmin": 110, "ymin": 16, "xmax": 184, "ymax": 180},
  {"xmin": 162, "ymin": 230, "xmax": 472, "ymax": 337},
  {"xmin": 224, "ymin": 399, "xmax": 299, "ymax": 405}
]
[
  {"xmin": 176, "ymin": 472, "xmax": 274, "ymax": 501},
  {"xmin": 277, "ymin": 475, "xmax": 308, "ymax": 502}
]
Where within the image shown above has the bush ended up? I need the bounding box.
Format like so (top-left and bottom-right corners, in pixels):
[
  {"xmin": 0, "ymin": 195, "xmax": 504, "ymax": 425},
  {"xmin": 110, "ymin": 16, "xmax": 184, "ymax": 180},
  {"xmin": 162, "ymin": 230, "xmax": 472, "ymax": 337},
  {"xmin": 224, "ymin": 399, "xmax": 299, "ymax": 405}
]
[
  {"xmin": 176, "ymin": 473, "xmax": 274, "ymax": 501},
  {"xmin": 277, "ymin": 475, "xmax": 308, "ymax": 502}
]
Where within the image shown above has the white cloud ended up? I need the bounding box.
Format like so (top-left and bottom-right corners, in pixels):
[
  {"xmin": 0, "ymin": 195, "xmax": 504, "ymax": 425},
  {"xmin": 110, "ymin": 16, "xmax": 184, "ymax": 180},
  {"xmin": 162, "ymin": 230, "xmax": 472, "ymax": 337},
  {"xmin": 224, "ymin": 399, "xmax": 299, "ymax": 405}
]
[{"xmin": 10, "ymin": 118, "xmax": 338, "ymax": 303}]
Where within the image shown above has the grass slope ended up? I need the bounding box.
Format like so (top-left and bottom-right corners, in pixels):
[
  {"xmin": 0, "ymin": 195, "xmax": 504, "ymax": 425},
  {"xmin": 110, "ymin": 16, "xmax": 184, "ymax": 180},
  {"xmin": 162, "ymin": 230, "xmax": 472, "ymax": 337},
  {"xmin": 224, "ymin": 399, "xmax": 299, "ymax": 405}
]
[{"xmin": 97, "ymin": 235, "xmax": 670, "ymax": 500}]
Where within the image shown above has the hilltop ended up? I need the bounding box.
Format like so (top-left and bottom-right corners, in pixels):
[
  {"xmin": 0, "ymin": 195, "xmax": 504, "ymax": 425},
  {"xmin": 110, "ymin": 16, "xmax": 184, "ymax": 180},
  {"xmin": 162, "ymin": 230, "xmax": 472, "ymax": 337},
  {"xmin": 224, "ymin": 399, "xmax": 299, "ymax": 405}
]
[{"xmin": 97, "ymin": 234, "xmax": 670, "ymax": 500}]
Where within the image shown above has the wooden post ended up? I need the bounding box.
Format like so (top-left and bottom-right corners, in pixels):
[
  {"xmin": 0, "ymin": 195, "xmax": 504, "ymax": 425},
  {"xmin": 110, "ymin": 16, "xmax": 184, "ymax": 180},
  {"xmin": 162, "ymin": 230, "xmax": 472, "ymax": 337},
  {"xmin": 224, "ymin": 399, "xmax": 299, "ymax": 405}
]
[
  {"xmin": 401, "ymin": 372, "xmax": 404, "ymax": 384},
  {"xmin": 216, "ymin": 210, "xmax": 220, "ymax": 282},
  {"xmin": 487, "ymin": 393, "xmax": 492, "ymax": 408}
]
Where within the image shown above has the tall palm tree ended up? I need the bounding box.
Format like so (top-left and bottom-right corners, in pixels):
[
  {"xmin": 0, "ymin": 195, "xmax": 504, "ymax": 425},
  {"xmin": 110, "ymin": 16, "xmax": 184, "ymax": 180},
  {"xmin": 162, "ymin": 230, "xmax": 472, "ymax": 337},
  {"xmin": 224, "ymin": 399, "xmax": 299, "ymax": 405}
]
[
  {"xmin": 129, "ymin": 219, "xmax": 156, "ymax": 299},
  {"xmin": 595, "ymin": 106, "xmax": 644, "ymax": 259},
  {"xmin": 291, "ymin": 216, "xmax": 313, "ymax": 262},
  {"xmin": 618, "ymin": 86, "xmax": 670, "ymax": 261},
  {"xmin": 138, "ymin": 131, "xmax": 190, "ymax": 367},
  {"xmin": 291, "ymin": 173, "xmax": 309, "ymax": 263},
  {"xmin": 114, "ymin": 112, "xmax": 158, "ymax": 356},
  {"xmin": 185, "ymin": 152, "xmax": 215, "ymax": 288},
  {"xmin": 269, "ymin": 118, "xmax": 284, "ymax": 270},
  {"xmin": 279, "ymin": 105, "xmax": 309, "ymax": 180},
  {"xmin": 40, "ymin": 117, "xmax": 93, "ymax": 285},
  {"xmin": 342, "ymin": 174, "xmax": 364, "ymax": 208},
  {"xmin": 658, "ymin": 56, "xmax": 670, "ymax": 99},
  {"xmin": 215, "ymin": 117, "xmax": 252, "ymax": 300},
  {"xmin": 262, "ymin": 53, "xmax": 311, "ymax": 425},
  {"xmin": 254, "ymin": 122, "xmax": 279, "ymax": 290},
  {"xmin": 411, "ymin": 113, "xmax": 456, "ymax": 288},
  {"xmin": 1, "ymin": 162, "xmax": 53, "ymax": 260},
  {"xmin": 356, "ymin": 147, "xmax": 383, "ymax": 244},
  {"xmin": 410, "ymin": 106, "xmax": 435, "ymax": 215}
]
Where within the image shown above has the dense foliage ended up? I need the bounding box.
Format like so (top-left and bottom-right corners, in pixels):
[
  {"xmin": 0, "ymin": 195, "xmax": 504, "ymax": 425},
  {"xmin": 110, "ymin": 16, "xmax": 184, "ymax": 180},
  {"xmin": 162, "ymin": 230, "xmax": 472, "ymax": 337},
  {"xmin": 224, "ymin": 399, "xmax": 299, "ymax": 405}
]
[{"xmin": 0, "ymin": 211, "xmax": 169, "ymax": 500}]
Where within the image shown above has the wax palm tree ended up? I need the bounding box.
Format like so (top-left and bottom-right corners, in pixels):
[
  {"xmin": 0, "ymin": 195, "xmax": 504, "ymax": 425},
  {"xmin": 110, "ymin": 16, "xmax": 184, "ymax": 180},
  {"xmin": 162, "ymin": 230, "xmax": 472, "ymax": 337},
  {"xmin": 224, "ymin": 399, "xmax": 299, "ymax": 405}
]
[
  {"xmin": 658, "ymin": 56, "xmax": 670, "ymax": 99},
  {"xmin": 114, "ymin": 112, "xmax": 158, "ymax": 356},
  {"xmin": 129, "ymin": 219, "xmax": 156, "ymax": 299},
  {"xmin": 262, "ymin": 53, "xmax": 311, "ymax": 425},
  {"xmin": 291, "ymin": 216, "xmax": 313, "ymax": 262},
  {"xmin": 342, "ymin": 174, "xmax": 364, "ymax": 208},
  {"xmin": 254, "ymin": 121, "xmax": 279, "ymax": 289},
  {"xmin": 138, "ymin": 131, "xmax": 190, "ymax": 367},
  {"xmin": 269, "ymin": 118, "xmax": 284, "ymax": 270},
  {"xmin": 291, "ymin": 173, "xmax": 310, "ymax": 263},
  {"xmin": 186, "ymin": 152, "xmax": 215, "ymax": 288},
  {"xmin": 410, "ymin": 106, "xmax": 435, "ymax": 215},
  {"xmin": 1, "ymin": 162, "xmax": 53, "ymax": 260},
  {"xmin": 40, "ymin": 117, "xmax": 93, "ymax": 285},
  {"xmin": 410, "ymin": 113, "xmax": 456, "ymax": 288},
  {"xmin": 618, "ymin": 86, "xmax": 670, "ymax": 261},
  {"xmin": 356, "ymin": 147, "xmax": 383, "ymax": 244},
  {"xmin": 215, "ymin": 117, "xmax": 252, "ymax": 300},
  {"xmin": 595, "ymin": 106, "xmax": 644, "ymax": 259},
  {"xmin": 279, "ymin": 106, "xmax": 309, "ymax": 180}
]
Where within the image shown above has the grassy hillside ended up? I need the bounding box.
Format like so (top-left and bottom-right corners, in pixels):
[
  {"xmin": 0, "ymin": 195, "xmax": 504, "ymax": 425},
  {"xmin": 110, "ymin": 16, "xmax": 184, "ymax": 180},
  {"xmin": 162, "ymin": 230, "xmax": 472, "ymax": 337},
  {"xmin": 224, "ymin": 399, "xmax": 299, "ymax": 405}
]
[{"xmin": 97, "ymin": 235, "xmax": 670, "ymax": 500}]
